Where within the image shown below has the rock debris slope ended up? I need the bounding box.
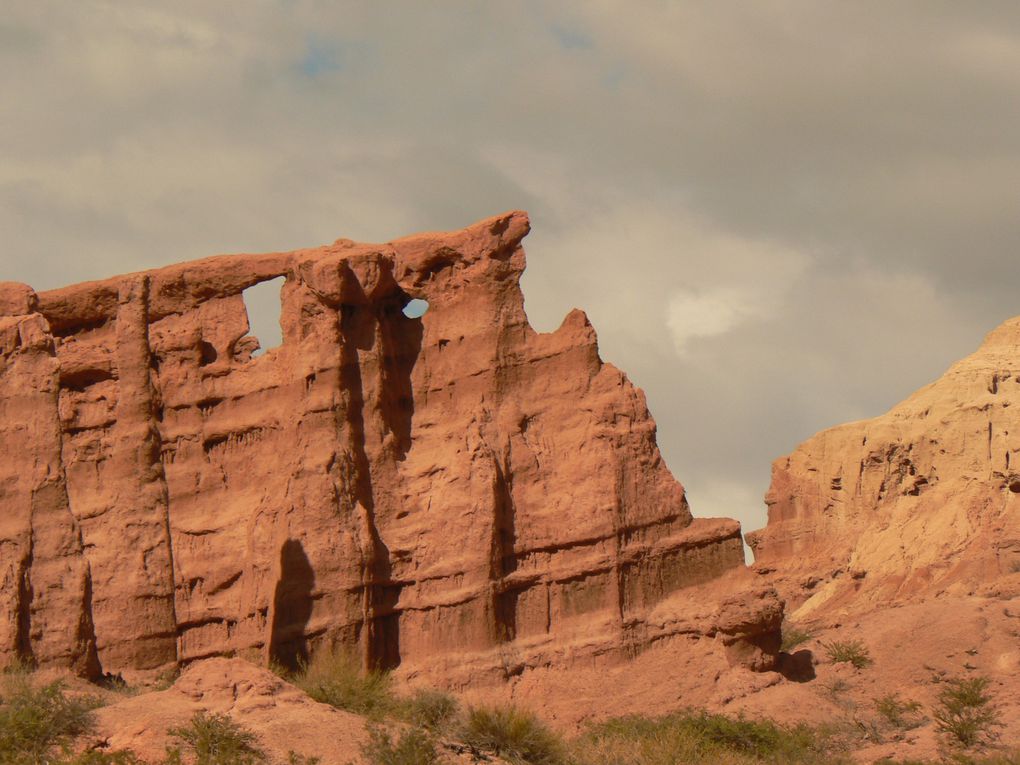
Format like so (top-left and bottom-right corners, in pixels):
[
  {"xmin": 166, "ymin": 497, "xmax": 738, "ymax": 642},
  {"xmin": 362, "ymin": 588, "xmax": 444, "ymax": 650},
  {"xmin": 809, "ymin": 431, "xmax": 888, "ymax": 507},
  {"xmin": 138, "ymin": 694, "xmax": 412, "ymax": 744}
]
[
  {"xmin": 748, "ymin": 317, "xmax": 1020, "ymax": 616},
  {"xmin": 0, "ymin": 211, "xmax": 749, "ymax": 682}
]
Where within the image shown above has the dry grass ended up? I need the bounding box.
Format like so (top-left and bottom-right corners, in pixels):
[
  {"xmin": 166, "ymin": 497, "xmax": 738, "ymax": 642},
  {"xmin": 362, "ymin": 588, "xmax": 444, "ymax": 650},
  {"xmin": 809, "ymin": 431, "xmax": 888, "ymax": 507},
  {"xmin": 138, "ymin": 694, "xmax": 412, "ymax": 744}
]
[
  {"xmin": 290, "ymin": 646, "xmax": 396, "ymax": 719},
  {"xmin": 569, "ymin": 710, "xmax": 850, "ymax": 765},
  {"xmin": 460, "ymin": 705, "xmax": 567, "ymax": 765},
  {"xmin": 822, "ymin": 639, "xmax": 873, "ymax": 669}
]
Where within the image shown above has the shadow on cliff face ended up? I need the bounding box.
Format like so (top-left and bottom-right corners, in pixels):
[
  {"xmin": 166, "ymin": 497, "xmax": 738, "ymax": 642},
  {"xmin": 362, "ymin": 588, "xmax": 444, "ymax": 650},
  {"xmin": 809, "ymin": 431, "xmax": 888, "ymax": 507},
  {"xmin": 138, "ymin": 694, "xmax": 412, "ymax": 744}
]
[
  {"xmin": 335, "ymin": 270, "xmax": 426, "ymax": 671},
  {"xmin": 269, "ymin": 539, "xmax": 316, "ymax": 672},
  {"xmin": 380, "ymin": 290, "xmax": 425, "ymax": 461}
]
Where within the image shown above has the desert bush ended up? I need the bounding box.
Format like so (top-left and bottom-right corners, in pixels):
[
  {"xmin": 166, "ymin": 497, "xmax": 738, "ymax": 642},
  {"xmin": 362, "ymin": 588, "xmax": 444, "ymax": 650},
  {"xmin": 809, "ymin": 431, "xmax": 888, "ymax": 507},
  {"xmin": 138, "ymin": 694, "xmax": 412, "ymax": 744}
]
[
  {"xmin": 570, "ymin": 714, "xmax": 710, "ymax": 765},
  {"xmin": 96, "ymin": 673, "xmax": 142, "ymax": 698},
  {"xmin": 460, "ymin": 705, "xmax": 566, "ymax": 765},
  {"xmin": 875, "ymin": 753, "xmax": 1020, "ymax": 765},
  {"xmin": 874, "ymin": 693, "xmax": 923, "ymax": 729},
  {"xmin": 286, "ymin": 752, "xmax": 322, "ymax": 765},
  {"xmin": 0, "ymin": 674, "xmax": 97, "ymax": 764},
  {"xmin": 396, "ymin": 688, "xmax": 459, "ymax": 731},
  {"xmin": 291, "ymin": 647, "xmax": 395, "ymax": 719},
  {"xmin": 571, "ymin": 710, "xmax": 847, "ymax": 765},
  {"xmin": 64, "ymin": 753, "xmax": 142, "ymax": 765},
  {"xmin": 932, "ymin": 676, "xmax": 1002, "ymax": 749},
  {"xmin": 166, "ymin": 711, "xmax": 265, "ymax": 765},
  {"xmin": 362, "ymin": 726, "xmax": 438, "ymax": 765},
  {"xmin": 822, "ymin": 639, "xmax": 873, "ymax": 669},
  {"xmin": 781, "ymin": 625, "xmax": 814, "ymax": 652},
  {"xmin": 681, "ymin": 711, "xmax": 819, "ymax": 757}
]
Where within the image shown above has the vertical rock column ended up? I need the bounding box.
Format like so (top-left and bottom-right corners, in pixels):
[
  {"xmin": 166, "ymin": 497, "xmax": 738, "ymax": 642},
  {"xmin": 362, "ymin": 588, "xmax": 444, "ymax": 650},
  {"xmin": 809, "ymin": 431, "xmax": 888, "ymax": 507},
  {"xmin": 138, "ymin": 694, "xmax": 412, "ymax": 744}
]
[
  {"xmin": 92, "ymin": 276, "xmax": 177, "ymax": 674},
  {"xmin": 0, "ymin": 283, "xmax": 98, "ymax": 674}
]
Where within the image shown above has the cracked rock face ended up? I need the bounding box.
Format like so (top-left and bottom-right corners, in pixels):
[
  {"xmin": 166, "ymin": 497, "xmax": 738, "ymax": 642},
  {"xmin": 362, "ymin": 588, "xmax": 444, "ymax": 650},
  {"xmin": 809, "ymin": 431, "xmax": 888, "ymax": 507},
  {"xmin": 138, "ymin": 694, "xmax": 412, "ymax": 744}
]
[
  {"xmin": 0, "ymin": 211, "xmax": 746, "ymax": 681},
  {"xmin": 748, "ymin": 317, "xmax": 1020, "ymax": 616}
]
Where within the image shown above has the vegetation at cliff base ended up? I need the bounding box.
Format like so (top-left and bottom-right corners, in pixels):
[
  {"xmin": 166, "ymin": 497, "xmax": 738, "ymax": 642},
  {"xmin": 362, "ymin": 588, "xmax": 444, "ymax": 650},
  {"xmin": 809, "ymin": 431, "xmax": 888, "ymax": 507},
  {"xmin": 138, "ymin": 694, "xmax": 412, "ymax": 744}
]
[
  {"xmin": 0, "ymin": 670, "xmax": 97, "ymax": 765},
  {"xmin": 569, "ymin": 710, "xmax": 844, "ymax": 765},
  {"xmin": 165, "ymin": 711, "xmax": 265, "ymax": 765},
  {"xmin": 289, "ymin": 646, "xmax": 396, "ymax": 719},
  {"xmin": 780, "ymin": 623, "xmax": 814, "ymax": 652},
  {"xmin": 459, "ymin": 705, "xmax": 566, "ymax": 765},
  {"xmin": 2, "ymin": 657, "xmax": 1018, "ymax": 765},
  {"xmin": 361, "ymin": 725, "xmax": 439, "ymax": 765},
  {"xmin": 822, "ymin": 638, "xmax": 873, "ymax": 669},
  {"xmin": 932, "ymin": 676, "xmax": 1003, "ymax": 750}
]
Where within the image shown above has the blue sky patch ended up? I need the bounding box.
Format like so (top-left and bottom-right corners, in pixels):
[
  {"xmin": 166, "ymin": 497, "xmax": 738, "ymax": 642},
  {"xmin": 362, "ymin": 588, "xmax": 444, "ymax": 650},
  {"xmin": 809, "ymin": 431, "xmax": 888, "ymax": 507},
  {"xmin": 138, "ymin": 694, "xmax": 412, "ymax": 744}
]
[{"xmin": 550, "ymin": 25, "xmax": 593, "ymax": 51}]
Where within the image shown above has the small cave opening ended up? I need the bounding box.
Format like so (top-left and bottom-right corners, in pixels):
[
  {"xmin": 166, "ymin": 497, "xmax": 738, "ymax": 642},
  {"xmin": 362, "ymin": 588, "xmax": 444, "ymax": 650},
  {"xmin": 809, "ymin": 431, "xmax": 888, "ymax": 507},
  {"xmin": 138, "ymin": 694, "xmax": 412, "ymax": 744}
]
[
  {"xmin": 1009, "ymin": 479, "xmax": 1020, "ymax": 494},
  {"xmin": 241, "ymin": 276, "xmax": 286, "ymax": 357},
  {"xmin": 401, "ymin": 298, "xmax": 429, "ymax": 319},
  {"xmin": 198, "ymin": 341, "xmax": 218, "ymax": 366}
]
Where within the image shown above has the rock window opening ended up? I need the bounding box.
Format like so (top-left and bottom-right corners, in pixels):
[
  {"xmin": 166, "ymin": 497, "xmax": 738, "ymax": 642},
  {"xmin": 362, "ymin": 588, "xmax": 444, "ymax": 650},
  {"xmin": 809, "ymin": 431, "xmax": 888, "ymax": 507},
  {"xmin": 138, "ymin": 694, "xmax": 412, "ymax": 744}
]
[
  {"xmin": 402, "ymin": 298, "xmax": 429, "ymax": 319},
  {"xmin": 241, "ymin": 276, "xmax": 286, "ymax": 357},
  {"xmin": 198, "ymin": 341, "xmax": 218, "ymax": 366}
]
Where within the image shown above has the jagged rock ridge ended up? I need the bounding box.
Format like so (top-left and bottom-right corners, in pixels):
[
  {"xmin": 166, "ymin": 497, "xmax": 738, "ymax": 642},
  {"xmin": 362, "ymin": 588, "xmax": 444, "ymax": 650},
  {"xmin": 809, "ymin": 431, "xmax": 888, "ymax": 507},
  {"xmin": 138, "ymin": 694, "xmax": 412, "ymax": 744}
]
[
  {"xmin": 748, "ymin": 317, "xmax": 1020, "ymax": 615},
  {"xmin": 0, "ymin": 211, "xmax": 748, "ymax": 682}
]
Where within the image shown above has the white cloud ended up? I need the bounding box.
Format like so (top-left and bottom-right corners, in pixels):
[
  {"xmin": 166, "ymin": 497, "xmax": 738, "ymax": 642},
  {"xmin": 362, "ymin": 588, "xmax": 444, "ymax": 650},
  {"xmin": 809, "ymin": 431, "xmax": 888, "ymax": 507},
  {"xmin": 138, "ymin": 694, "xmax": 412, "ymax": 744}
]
[{"xmin": 666, "ymin": 286, "xmax": 758, "ymax": 354}]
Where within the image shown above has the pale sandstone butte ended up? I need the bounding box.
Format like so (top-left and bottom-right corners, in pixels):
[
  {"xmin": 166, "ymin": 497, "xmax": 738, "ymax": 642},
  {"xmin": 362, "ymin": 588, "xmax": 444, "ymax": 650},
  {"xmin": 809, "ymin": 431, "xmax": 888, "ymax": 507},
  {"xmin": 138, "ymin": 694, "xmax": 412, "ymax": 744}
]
[
  {"xmin": 0, "ymin": 212, "xmax": 748, "ymax": 682},
  {"xmin": 747, "ymin": 317, "xmax": 1020, "ymax": 616}
]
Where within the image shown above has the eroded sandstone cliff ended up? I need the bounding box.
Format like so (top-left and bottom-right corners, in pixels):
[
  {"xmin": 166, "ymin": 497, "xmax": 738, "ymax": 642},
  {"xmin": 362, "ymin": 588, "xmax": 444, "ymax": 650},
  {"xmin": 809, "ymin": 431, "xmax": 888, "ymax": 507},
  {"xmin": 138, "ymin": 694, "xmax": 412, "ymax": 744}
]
[
  {"xmin": 0, "ymin": 211, "xmax": 749, "ymax": 682},
  {"xmin": 748, "ymin": 317, "xmax": 1020, "ymax": 616}
]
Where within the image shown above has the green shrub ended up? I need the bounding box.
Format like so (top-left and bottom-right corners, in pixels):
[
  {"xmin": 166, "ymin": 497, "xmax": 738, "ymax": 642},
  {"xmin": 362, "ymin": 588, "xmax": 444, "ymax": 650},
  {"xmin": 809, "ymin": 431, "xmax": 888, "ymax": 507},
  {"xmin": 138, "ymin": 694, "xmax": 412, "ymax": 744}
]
[
  {"xmin": 932, "ymin": 676, "xmax": 1002, "ymax": 749},
  {"xmin": 291, "ymin": 647, "xmax": 395, "ymax": 719},
  {"xmin": 396, "ymin": 688, "xmax": 459, "ymax": 731},
  {"xmin": 681, "ymin": 711, "xmax": 819, "ymax": 758},
  {"xmin": 572, "ymin": 711, "xmax": 845, "ymax": 765},
  {"xmin": 460, "ymin": 705, "xmax": 566, "ymax": 765},
  {"xmin": 96, "ymin": 674, "xmax": 137, "ymax": 696},
  {"xmin": 286, "ymin": 752, "xmax": 322, "ymax": 765},
  {"xmin": 167, "ymin": 711, "xmax": 265, "ymax": 765},
  {"xmin": 874, "ymin": 693, "xmax": 923, "ymax": 729},
  {"xmin": 63, "ymin": 752, "xmax": 142, "ymax": 765},
  {"xmin": 781, "ymin": 625, "xmax": 814, "ymax": 652},
  {"xmin": 362, "ymin": 726, "xmax": 438, "ymax": 765},
  {"xmin": 874, "ymin": 753, "xmax": 1020, "ymax": 765},
  {"xmin": 822, "ymin": 639, "xmax": 873, "ymax": 669},
  {"xmin": 0, "ymin": 674, "xmax": 97, "ymax": 764}
]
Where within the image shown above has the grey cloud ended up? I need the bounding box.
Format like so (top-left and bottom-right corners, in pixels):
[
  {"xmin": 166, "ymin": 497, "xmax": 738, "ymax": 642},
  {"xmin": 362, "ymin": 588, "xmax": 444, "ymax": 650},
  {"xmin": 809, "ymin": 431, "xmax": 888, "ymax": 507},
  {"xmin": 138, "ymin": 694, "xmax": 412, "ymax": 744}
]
[{"xmin": 2, "ymin": 1, "xmax": 1019, "ymax": 544}]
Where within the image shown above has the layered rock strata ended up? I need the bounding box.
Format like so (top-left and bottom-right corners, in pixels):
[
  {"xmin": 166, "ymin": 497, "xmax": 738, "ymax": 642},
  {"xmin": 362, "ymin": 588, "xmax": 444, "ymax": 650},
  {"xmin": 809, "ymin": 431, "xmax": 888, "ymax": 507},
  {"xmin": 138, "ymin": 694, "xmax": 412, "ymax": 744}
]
[
  {"xmin": 748, "ymin": 318, "xmax": 1020, "ymax": 615},
  {"xmin": 0, "ymin": 212, "xmax": 746, "ymax": 681}
]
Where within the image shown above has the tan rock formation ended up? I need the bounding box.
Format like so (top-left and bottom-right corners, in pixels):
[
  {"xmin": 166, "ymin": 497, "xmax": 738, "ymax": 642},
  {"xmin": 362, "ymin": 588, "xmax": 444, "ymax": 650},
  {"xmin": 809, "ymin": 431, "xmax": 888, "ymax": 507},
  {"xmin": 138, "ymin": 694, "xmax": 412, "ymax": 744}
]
[
  {"xmin": 88, "ymin": 657, "xmax": 370, "ymax": 764},
  {"xmin": 748, "ymin": 316, "xmax": 1020, "ymax": 616},
  {"xmin": 0, "ymin": 211, "xmax": 747, "ymax": 683}
]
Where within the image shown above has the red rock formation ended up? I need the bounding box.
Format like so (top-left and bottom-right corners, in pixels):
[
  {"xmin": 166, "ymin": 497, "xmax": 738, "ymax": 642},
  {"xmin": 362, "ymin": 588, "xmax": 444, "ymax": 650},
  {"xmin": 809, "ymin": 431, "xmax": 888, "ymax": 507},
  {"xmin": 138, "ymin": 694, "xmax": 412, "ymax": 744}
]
[
  {"xmin": 0, "ymin": 212, "xmax": 748, "ymax": 682},
  {"xmin": 748, "ymin": 317, "xmax": 1020, "ymax": 616},
  {"xmin": 89, "ymin": 658, "xmax": 370, "ymax": 764}
]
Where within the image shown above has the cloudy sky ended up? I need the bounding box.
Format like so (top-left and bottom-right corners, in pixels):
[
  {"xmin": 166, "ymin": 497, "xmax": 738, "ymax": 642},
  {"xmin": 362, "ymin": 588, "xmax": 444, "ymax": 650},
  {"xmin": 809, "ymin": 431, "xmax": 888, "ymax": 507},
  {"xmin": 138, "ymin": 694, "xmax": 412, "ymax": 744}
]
[{"xmin": 4, "ymin": 2, "xmax": 1020, "ymax": 548}]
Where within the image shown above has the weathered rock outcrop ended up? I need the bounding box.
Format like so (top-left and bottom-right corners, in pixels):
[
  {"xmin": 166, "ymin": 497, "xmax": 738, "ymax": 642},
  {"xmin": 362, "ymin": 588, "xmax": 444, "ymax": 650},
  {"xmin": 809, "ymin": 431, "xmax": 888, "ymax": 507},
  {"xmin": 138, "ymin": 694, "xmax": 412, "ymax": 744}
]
[
  {"xmin": 0, "ymin": 212, "xmax": 748, "ymax": 682},
  {"xmin": 88, "ymin": 658, "xmax": 370, "ymax": 764},
  {"xmin": 748, "ymin": 317, "xmax": 1020, "ymax": 616}
]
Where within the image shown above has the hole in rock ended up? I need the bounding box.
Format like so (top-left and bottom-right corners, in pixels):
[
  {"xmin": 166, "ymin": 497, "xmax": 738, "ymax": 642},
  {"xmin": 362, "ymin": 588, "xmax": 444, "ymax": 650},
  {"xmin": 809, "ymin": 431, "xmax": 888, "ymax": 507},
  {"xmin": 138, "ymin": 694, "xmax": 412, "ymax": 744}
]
[
  {"xmin": 401, "ymin": 298, "xmax": 429, "ymax": 319},
  {"xmin": 1009, "ymin": 480, "xmax": 1020, "ymax": 494},
  {"xmin": 241, "ymin": 277, "xmax": 286, "ymax": 357},
  {"xmin": 198, "ymin": 341, "xmax": 218, "ymax": 366}
]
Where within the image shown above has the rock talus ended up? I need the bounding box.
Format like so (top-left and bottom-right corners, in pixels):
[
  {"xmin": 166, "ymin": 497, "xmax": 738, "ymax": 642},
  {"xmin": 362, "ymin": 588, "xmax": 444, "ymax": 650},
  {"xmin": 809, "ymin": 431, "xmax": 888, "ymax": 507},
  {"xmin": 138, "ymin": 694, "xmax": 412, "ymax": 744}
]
[
  {"xmin": 0, "ymin": 212, "xmax": 749, "ymax": 682},
  {"xmin": 748, "ymin": 317, "xmax": 1020, "ymax": 615}
]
